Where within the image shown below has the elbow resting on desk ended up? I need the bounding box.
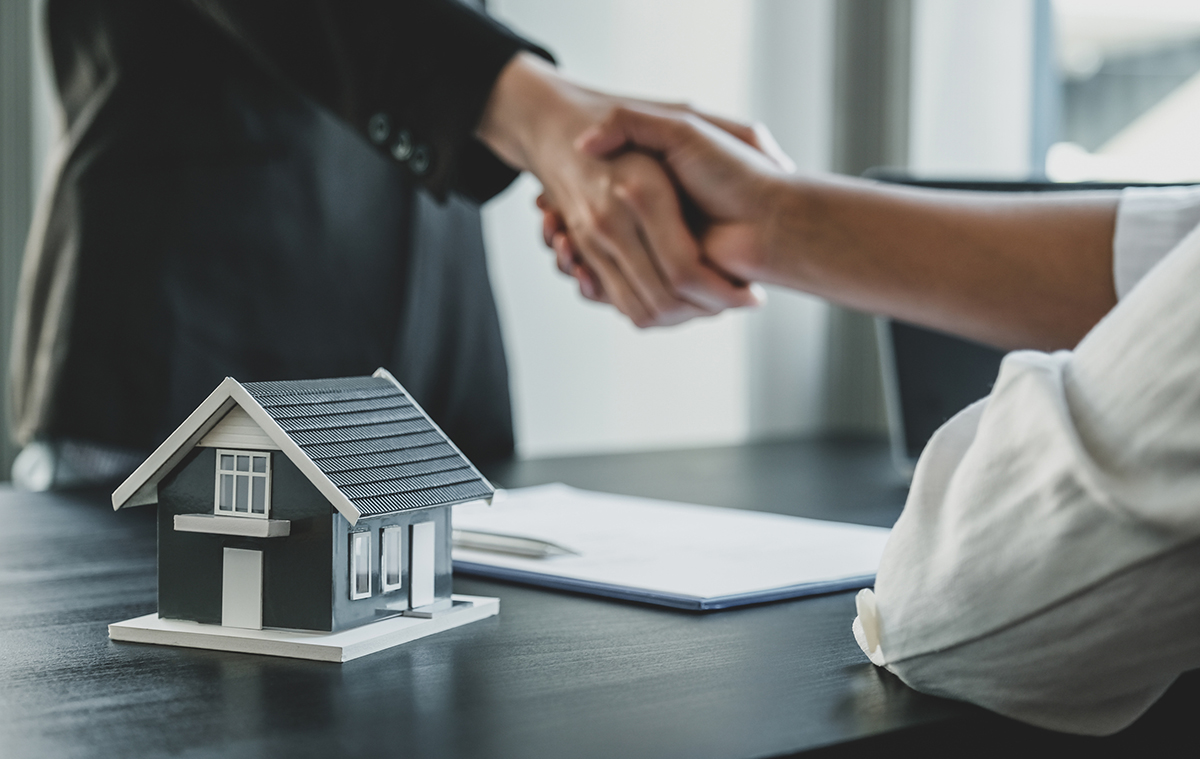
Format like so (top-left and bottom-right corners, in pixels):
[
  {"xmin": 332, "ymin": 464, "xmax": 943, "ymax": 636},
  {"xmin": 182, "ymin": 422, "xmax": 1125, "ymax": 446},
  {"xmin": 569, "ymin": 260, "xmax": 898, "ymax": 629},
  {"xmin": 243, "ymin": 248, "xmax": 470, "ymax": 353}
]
[{"xmin": 853, "ymin": 266, "xmax": 1200, "ymax": 735}]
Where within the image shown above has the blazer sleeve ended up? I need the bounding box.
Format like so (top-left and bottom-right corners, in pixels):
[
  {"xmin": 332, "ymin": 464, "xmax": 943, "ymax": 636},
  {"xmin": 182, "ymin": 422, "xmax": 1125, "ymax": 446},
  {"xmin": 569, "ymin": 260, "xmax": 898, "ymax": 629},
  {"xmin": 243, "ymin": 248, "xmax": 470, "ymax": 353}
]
[{"xmin": 183, "ymin": 0, "xmax": 554, "ymax": 203}]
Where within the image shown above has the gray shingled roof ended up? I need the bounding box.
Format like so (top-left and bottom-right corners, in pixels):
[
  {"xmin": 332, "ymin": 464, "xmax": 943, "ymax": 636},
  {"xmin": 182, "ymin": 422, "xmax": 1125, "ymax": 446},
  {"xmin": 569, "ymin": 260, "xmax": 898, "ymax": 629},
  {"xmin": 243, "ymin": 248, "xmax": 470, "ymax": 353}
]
[{"xmin": 242, "ymin": 376, "xmax": 493, "ymax": 517}]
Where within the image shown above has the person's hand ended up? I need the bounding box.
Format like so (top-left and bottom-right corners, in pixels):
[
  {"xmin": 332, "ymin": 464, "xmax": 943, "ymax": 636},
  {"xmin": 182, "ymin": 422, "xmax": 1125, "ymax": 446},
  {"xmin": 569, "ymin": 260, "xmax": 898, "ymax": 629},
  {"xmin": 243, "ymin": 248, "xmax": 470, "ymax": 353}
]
[
  {"xmin": 477, "ymin": 53, "xmax": 764, "ymax": 327},
  {"xmin": 538, "ymin": 109, "xmax": 793, "ymax": 304},
  {"xmin": 537, "ymin": 193, "xmax": 609, "ymax": 303},
  {"xmin": 572, "ymin": 105, "xmax": 795, "ymax": 284}
]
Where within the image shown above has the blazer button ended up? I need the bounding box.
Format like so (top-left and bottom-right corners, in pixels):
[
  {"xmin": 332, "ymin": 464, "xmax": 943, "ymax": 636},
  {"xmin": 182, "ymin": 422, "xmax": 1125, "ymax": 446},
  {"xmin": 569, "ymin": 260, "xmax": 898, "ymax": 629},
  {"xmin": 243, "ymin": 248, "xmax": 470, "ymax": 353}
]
[
  {"xmin": 368, "ymin": 113, "xmax": 391, "ymax": 144},
  {"xmin": 390, "ymin": 130, "xmax": 414, "ymax": 161},
  {"xmin": 410, "ymin": 145, "xmax": 432, "ymax": 176}
]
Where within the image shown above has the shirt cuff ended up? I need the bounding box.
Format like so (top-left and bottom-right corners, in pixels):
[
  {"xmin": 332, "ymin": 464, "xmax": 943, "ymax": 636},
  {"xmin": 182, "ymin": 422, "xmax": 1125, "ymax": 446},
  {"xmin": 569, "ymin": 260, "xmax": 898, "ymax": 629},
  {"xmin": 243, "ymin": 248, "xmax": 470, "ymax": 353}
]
[{"xmin": 1113, "ymin": 185, "xmax": 1200, "ymax": 299}]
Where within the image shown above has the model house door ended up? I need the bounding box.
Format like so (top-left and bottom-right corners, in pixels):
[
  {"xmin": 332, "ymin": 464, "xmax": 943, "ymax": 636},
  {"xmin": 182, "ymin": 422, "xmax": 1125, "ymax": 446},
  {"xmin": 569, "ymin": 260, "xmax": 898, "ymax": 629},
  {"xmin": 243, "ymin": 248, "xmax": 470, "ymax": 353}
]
[
  {"xmin": 222, "ymin": 547, "xmax": 263, "ymax": 629},
  {"xmin": 410, "ymin": 522, "xmax": 436, "ymax": 608}
]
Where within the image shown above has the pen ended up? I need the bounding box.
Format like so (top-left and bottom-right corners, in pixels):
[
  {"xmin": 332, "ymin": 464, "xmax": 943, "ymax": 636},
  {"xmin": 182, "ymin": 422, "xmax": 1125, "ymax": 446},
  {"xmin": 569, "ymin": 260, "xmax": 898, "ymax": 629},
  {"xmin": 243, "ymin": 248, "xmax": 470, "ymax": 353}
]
[{"xmin": 452, "ymin": 529, "xmax": 580, "ymax": 559}]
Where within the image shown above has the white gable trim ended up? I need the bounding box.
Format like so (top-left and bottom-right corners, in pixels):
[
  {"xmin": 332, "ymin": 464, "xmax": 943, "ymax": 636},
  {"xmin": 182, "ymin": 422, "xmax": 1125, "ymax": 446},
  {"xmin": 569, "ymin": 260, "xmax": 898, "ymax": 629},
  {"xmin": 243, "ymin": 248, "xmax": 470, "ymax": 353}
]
[
  {"xmin": 112, "ymin": 379, "xmax": 241, "ymax": 511},
  {"xmin": 112, "ymin": 378, "xmax": 363, "ymax": 525}
]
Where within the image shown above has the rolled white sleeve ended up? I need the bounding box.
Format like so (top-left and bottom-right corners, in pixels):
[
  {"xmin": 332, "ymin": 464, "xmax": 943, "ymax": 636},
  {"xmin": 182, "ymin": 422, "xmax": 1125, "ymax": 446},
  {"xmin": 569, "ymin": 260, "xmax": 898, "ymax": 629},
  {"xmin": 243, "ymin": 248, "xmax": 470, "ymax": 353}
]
[
  {"xmin": 855, "ymin": 207, "xmax": 1200, "ymax": 734},
  {"xmin": 1113, "ymin": 185, "xmax": 1200, "ymax": 298}
]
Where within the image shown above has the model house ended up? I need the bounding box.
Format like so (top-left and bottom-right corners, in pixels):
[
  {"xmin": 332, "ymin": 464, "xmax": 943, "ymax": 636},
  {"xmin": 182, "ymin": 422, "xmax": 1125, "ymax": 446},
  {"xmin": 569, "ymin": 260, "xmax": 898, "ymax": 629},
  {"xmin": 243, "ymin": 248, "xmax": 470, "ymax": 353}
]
[{"xmin": 112, "ymin": 369, "xmax": 494, "ymax": 635}]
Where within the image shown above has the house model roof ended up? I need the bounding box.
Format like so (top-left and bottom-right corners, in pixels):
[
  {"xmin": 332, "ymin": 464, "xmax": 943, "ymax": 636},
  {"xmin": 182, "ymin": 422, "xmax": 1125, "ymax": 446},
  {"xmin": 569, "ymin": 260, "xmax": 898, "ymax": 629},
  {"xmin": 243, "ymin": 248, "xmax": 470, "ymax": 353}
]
[{"xmin": 112, "ymin": 369, "xmax": 494, "ymax": 524}]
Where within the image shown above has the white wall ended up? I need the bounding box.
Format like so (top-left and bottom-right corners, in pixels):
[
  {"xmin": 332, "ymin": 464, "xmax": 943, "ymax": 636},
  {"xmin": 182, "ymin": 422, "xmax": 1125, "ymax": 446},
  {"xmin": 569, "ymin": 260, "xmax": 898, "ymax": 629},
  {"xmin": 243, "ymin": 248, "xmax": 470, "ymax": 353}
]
[
  {"xmin": 484, "ymin": 0, "xmax": 838, "ymax": 458},
  {"xmin": 909, "ymin": 0, "xmax": 1036, "ymax": 176}
]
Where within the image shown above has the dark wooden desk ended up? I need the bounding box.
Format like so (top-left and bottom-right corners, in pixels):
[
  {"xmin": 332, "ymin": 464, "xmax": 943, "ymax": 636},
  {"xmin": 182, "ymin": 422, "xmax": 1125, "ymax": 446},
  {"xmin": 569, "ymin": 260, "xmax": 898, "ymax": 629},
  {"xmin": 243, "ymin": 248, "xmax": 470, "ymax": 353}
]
[{"xmin": 0, "ymin": 438, "xmax": 1190, "ymax": 757}]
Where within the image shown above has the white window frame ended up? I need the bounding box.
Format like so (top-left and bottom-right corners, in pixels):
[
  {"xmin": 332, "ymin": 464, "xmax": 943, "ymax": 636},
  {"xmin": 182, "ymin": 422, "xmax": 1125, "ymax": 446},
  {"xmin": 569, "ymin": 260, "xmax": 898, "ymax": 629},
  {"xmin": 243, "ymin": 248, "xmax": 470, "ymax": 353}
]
[
  {"xmin": 381, "ymin": 526, "xmax": 404, "ymax": 594},
  {"xmin": 214, "ymin": 449, "xmax": 272, "ymax": 519},
  {"xmin": 350, "ymin": 531, "xmax": 372, "ymax": 600}
]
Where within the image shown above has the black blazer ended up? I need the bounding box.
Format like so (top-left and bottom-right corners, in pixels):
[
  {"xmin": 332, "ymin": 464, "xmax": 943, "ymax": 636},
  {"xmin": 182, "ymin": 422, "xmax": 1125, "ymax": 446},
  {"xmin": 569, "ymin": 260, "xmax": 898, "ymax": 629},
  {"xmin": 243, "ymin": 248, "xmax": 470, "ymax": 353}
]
[{"xmin": 12, "ymin": 0, "xmax": 550, "ymax": 462}]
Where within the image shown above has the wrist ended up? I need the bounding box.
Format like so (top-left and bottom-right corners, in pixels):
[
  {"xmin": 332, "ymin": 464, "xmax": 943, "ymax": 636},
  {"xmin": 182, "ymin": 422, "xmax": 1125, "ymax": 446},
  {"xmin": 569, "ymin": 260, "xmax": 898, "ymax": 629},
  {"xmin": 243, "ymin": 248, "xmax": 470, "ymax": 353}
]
[
  {"xmin": 752, "ymin": 175, "xmax": 817, "ymax": 287},
  {"xmin": 477, "ymin": 52, "xmax": 601, "ymax": 176}
]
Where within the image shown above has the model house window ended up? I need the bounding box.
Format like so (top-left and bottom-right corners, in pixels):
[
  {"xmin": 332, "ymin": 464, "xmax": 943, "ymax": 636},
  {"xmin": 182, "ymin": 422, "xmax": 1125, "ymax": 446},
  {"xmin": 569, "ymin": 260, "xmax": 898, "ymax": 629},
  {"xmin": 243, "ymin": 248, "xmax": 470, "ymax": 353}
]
[
  {"xmin": 350, "ymin": 531, "xmax": 372, "ymax": 600},
  {"xmin": 381, "ymin": 526, "xmax": 404, "ymax": 593},
  {"xmin": 215, "ymin": 450, "xmax": 271, "ymax": 518}
]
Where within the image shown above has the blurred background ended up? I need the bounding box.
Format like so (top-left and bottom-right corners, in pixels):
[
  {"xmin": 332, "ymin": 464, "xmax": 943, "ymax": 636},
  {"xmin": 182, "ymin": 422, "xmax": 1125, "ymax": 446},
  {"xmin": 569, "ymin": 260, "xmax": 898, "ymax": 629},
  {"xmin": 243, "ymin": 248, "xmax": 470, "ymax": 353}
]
[{"xmin": 2, "ymin": 0, "xmax": 1199, "ymax": 472}]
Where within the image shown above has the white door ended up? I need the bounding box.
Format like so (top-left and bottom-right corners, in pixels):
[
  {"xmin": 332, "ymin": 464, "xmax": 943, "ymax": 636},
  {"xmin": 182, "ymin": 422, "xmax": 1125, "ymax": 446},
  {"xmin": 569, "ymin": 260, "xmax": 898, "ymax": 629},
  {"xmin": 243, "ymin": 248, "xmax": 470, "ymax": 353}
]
[
  {"xmin": 222, "ymin": 547, "xmax": 263, "ymax": 629},
  {"xmin": 410, "ymin": 522, "xmax": 436, "ymax": 608}
]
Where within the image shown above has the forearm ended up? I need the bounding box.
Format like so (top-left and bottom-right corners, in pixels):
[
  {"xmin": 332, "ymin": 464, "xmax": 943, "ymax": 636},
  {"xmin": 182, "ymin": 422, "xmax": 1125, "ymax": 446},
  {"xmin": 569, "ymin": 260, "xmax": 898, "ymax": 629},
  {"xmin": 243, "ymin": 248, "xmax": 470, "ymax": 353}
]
[{"xmin": 757, "ymin": 176, "xmax": 1119, "ymax": 351}]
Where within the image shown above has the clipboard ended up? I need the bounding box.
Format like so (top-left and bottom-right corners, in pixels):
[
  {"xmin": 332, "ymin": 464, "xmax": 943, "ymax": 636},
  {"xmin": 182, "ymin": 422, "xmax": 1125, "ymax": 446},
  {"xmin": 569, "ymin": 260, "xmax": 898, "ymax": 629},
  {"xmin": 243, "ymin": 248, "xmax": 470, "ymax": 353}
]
[{"xmin": 452, "ymin": 483, "xmax": 891, "ymax": 610}]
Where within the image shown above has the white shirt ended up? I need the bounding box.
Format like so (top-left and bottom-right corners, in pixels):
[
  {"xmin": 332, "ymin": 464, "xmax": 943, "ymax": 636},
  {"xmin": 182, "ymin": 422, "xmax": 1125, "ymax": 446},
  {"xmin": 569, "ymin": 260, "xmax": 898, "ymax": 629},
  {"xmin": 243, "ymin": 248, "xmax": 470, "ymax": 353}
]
[{"xmin": 853, "ymin": 185, "xmax": 1200, "ymax": 736}]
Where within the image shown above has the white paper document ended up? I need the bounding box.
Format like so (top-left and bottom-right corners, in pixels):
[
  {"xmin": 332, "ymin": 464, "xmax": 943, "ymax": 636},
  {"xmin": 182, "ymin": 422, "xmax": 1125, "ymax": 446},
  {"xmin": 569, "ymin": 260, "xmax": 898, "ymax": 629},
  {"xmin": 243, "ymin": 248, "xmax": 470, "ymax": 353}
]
[{"xmin": 452, "ymin": 483, "xmax": 892, "ymax": 610}]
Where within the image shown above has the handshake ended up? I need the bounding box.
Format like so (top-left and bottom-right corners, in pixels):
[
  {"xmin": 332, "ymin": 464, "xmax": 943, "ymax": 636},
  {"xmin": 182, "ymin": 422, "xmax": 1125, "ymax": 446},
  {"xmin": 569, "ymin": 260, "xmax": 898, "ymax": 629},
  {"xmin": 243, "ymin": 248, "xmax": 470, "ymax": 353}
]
[
  {"xmin": 477, "ymin": 52, "xmax": 798, "ymax": 329},
  {"xmin": 477, "ymin": 52, "xmax": 1117, "ymax": 351}
]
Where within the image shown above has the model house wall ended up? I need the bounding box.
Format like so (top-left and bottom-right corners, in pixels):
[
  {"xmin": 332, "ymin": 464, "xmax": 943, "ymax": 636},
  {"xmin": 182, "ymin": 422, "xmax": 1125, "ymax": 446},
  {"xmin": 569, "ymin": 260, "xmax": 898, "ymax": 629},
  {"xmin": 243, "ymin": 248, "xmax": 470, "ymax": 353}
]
[
  {"xmin": 158, "ymin": 447, "xmax": 336, "ymax": 630},
  {"xmin": 158, "ymin": 441, "xmax": 457, "ymax": 633},
  {"xmin": 330, "ymin": 507, "xmax": 453, "ymax": 631}
]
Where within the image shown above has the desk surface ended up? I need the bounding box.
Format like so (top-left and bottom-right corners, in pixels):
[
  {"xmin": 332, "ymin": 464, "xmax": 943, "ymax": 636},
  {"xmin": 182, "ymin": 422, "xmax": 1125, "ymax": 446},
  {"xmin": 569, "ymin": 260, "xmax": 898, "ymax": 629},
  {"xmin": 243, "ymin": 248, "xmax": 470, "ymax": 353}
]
[{"xmin": 0, "ymin": 438, "xmax": 1191, "ymax": 757}]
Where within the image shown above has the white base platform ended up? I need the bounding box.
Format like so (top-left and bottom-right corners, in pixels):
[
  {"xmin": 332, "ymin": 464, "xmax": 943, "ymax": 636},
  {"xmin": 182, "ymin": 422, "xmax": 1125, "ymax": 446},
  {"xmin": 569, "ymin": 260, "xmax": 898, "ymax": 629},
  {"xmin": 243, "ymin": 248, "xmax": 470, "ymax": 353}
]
[{"xmin": 109, "ymin": 594, "xmax": 498, "ymax": 663}]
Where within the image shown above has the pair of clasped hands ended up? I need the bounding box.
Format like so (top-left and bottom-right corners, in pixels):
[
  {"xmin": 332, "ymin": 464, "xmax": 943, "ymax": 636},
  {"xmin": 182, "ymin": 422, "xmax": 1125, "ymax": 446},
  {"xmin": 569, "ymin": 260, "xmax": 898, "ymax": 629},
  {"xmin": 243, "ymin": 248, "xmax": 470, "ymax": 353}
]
[
  {"xmin": 478, "ymin": 53, "xmax": 1120, "ymax": 351},
  {"xmin": 477, "ymin": 52, "xmax": 794, "ymax": 328}
]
